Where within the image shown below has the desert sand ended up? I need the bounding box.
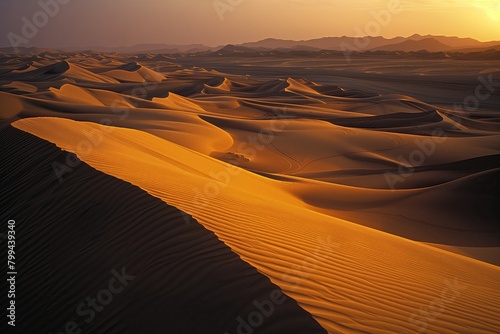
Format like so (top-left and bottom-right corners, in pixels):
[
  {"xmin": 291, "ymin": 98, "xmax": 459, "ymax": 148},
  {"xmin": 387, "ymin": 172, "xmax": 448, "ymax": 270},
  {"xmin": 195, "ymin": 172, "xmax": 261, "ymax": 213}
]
[{"xmin": 1, "ymin": 50, "xmax": 499, "ymax": 333}]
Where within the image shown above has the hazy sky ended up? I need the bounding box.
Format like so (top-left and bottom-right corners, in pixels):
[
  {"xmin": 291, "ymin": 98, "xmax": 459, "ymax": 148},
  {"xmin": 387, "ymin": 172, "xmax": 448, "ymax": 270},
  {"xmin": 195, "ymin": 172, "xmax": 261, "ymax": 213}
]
[{"xmin": 0, "ymin": 0, "xmax": 499, "ymax": 48}]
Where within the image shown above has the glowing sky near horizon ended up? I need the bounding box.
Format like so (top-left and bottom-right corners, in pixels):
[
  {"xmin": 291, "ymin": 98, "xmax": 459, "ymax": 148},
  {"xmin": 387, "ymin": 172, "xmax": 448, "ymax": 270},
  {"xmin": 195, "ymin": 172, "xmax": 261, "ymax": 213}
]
[{"xmin": 0, "ymin": 0, "xmax": 499, "ymax": 48}]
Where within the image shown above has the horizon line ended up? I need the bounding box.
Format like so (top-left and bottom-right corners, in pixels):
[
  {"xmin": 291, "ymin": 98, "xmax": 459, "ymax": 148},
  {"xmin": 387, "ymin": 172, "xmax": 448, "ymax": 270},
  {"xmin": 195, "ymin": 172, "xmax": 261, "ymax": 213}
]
[{"xmin": 2, "ymin": 33, "xmax": 500, "ymax": 50}]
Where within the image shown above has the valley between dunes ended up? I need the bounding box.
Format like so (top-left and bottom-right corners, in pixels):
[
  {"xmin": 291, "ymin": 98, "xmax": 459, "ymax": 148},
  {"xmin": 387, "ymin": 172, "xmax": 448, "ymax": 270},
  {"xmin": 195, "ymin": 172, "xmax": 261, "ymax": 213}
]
[{"xmin": 1, "ymin": 51, "xmax": 499, "ymax": 333}]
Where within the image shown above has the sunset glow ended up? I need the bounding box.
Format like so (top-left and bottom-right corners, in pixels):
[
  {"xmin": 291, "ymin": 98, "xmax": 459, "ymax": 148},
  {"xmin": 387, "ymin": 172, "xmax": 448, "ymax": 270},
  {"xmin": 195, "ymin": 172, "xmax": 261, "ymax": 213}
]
[
  {"xmin": 1, "ymin": 0, "xmax": 499, "ymax": 48},
  {"xmin": 1, "ymin": 1, "xmax": 500, "ymax": 333}
]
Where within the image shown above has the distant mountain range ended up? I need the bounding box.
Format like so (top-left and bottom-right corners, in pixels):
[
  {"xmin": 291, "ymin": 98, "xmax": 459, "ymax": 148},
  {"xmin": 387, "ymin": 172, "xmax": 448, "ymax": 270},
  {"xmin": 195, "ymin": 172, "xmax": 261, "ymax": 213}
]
[
  {"xmin": 2, "ymin": 35, "xmax": 499, "ymax": 54},
  {"xmin": 237, "ymin": 34, "xmax": 500, "ymax": 53}
]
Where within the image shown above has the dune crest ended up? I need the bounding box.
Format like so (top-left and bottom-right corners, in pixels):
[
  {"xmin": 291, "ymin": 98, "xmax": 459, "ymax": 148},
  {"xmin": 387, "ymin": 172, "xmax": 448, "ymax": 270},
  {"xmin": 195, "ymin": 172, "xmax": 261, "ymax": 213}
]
[
  {"xmin": 101, "ymin": 62, "xmax": 165, "ymax": 83},
  {"xmin": 13, "ymin": 117, "xmax": 500, "ymax": 334},
  {"xmin": 153, "ymin": 92, "xmax": 205, "ymax": 111}
]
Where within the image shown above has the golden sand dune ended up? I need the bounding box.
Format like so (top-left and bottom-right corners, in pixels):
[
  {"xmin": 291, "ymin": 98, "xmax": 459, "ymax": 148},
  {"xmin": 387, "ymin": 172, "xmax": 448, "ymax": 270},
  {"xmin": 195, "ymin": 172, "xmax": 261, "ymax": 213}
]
[
  {"xmin": 1, "ymin": 52, "xmax": 500, "ymax": 333},
  {"xmin": 49, "ymin": 84, "xmax": 107, "ymax": 106},
  {"xmin": 2, "ymin": 80, "xmax": 37, "ymax": 93},
  {"xmin": 100, "ymin": 61, "xmax": 165, "ymax": 83},
  {"xmin": 11, "ymin": 63, "xmax": 39, "ymax": 73},
  {"xmin": 5, "ymin": 60, "xmax": 119, "ymax": 84},
  {"xmin": 13, "ymin": 117, "xmax": 500, "ymax": 334},
  {"xmin": 0, "ymin": 126, "xmax": 326, "ymax": 334},
  {"xmin": 202, "ymin": 77, "xmax": 233, "ymax": 94},
  {"xmin": 153, "ymin": 92, "xmax": 206, "ymax": 112},
  {"xmin": 0, "ymin": 91, "xmax": 24, "ymax": 118},
  {"xmin": 285, "ymin": 78, "xmax": 321, "ymax": 95}
]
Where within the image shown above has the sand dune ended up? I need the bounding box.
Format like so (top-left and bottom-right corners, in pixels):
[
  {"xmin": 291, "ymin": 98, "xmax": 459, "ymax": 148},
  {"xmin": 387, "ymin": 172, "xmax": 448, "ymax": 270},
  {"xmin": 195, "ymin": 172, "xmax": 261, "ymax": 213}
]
[
  {"xmin": 101, "ymin": 61, "xmax": 165, "ymax": 83},
  {"xmin": 2, "ymin": 81, "xmax": 38, "ymax": 93},
  {"xmin": 153, "ymin": 92, "xmax": 206, "ymax": 111},
  {"xmin": 0, "ymin": 126, "xmax": 325, "ymax": 334},
  {"xmin": 13, "ymin": 116, "xmax": 500, "ymax": 333},
  {"xmin": 1, "ymin": 51, "xmax": 499, "ymax": 333},
  {"xmin": 49, "ymin": 84, "xmax": 107, "ymax": 106},
  {"xmin": 5, "ymin": 60, "xmax": 119, "ymax": 84},
  {"xmin": 202, "ymin": 77, "xmax": 233, "ymax": 94},
  {"xmin": 285, "ymin": 78, "xmax": 321, "ymax": 95}
]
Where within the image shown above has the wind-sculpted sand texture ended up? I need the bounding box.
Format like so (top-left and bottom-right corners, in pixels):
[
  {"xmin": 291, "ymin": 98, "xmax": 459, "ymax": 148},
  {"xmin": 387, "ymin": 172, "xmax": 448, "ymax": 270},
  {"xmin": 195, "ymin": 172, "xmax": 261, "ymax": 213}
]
[
  {"xmin": 0, "ymin": 125, "xmax": 327, "ymax": 334},
  {"xmin": 1, "ymin": 51, "xmax": 499, "ymax": 333}
]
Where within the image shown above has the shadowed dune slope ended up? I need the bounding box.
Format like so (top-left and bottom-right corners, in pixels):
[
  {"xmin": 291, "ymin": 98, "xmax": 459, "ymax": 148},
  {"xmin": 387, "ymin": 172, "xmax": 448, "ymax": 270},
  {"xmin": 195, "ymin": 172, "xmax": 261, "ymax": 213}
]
[{"xmin": 0, "ymin": 125, "xmax": 327, "ymax": 334}]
